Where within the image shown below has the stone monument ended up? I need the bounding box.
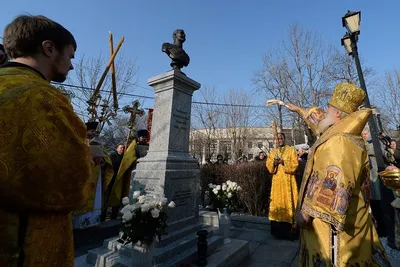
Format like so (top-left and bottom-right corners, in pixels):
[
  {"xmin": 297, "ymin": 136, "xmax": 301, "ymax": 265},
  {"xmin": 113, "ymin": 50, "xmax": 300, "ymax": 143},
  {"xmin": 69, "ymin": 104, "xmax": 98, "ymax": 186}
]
[{"xmin": 132, "ymin": 29, "xmax": 200, "ymax": 232}]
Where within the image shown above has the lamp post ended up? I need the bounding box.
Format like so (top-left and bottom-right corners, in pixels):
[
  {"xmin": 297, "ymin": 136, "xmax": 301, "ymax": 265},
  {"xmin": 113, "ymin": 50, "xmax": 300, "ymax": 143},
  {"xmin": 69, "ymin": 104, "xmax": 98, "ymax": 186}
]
[{"xmin": 341, "ymin": 10, "xmax": 385, "ymax": 172}]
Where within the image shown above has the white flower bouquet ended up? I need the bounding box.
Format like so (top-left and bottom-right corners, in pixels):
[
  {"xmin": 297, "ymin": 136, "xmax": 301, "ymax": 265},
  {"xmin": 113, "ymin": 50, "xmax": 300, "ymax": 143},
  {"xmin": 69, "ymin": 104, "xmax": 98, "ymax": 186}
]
[
  {"xmin": 208, "ymin": 180, "xmax": 242, "ymax": 214},
  {"xmin": 119, "ymin": 191, "xmax": 176, "ymax": 245}
]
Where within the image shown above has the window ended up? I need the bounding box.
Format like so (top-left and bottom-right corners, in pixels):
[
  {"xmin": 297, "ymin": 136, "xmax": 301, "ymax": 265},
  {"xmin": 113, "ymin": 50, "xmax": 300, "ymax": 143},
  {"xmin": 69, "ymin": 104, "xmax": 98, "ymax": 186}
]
[
  {"xmin": 247, "ymin": 142, "xmax": 253, "ymax": 149},
  {"xmin": 219, "ymin": 141, "xmax": 232, "ymax": 154}
]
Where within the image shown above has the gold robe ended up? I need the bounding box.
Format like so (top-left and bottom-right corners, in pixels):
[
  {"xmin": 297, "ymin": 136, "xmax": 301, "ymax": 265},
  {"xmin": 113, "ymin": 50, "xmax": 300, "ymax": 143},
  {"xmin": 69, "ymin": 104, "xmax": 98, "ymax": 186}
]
[
  {"xmin": 266, "ymin": 145, "xmax": 299, "ymax": 223},
  {"xmin": 74, "ymin": 144, "xmax": 114, "ymax": 215},
  {"xmin": 108, "ymin": 140, "xmax": 137, "ymax": 207},
  {"xmin": 0, "ymin": 67, "xmax": 91, "ymax": 266},
  {"xmin": 297, "ymin": 109, "xmax": 391, "ymax": 266}
]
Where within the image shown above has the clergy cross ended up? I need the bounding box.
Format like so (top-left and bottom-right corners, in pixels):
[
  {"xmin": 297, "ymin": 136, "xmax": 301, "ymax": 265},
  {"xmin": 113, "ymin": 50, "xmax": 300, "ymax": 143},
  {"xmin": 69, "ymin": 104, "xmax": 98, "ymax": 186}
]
[{"xmin": 123, "ymin": 100, "xmax": 144, "ymax": 130}]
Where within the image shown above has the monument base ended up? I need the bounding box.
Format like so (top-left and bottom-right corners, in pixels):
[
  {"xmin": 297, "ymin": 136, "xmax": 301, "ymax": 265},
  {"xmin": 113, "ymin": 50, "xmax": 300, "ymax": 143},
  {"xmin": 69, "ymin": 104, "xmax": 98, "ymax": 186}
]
[{"xmin": 131, "ymin": 154, "xmax": 200, "ymax": 233}]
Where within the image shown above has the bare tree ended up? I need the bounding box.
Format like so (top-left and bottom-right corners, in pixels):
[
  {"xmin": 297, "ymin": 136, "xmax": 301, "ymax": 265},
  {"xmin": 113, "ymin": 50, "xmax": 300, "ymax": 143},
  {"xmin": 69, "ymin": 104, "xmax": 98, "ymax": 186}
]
[
  {"xmin": 377, "ymin": 68, "xmax": 400, "ymax": 130},
  {"xmin": 253, "ymin": 23, "xmax": 333, "ymax": 146},
  {"xmin": 100, "ymin": 110, "xmax": 148, "ymax": 152},
  {"xmin": 190, "ymin": 86, "xmax": 222, "ymax": 161},
  {"xmin": 222, "ymin": 89, "xmax": 255, "ymax": 160},
  {"xmin": 68, "ymin": 52, "xmax": 139, "ymax": 123},
  {"xmin": 253, "ymin": 54, "xmax": 290, "ymax": 130},
  {"xmin": 326, "ymin": 48, "xmax": 376, "ymax": 86}
]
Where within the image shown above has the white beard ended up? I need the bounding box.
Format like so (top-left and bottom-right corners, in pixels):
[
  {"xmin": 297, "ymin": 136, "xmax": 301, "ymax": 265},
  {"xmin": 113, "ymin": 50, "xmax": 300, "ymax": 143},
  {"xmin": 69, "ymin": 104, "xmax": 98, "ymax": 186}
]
[{"xmin": 316, "ymin": 115, "xmax": 335, "ymax": 135}]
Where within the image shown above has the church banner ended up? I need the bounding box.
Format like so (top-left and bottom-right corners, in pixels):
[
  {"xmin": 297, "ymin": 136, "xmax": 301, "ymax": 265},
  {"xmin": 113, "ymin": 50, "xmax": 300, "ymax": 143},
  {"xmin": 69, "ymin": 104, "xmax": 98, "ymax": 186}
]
[{"xmin": 147, "ymin": 108, "xmax": 153, "ymax": 144}]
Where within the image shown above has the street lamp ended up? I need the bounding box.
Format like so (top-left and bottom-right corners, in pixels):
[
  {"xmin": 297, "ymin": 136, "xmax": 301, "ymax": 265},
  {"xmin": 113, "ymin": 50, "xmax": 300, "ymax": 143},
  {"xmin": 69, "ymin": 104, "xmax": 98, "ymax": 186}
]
[
  {"xmin": 341, "ymin": 34, "xmax": 352, "ymax": 56},
  {"xmin": 340, "ymin": 10, "xmax": 385, "ymax": 172},
  {"xmin": 342, "ymin": 10, "xmax": 361, "ymax": 34}
]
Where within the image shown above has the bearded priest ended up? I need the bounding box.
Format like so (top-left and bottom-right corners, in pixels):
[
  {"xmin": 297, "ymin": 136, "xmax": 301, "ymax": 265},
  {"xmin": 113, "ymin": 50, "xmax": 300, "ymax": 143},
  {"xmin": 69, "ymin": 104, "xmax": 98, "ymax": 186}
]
[{"xmin": 285, "ymin": 82, "xmax": 391, "ymax": 266}]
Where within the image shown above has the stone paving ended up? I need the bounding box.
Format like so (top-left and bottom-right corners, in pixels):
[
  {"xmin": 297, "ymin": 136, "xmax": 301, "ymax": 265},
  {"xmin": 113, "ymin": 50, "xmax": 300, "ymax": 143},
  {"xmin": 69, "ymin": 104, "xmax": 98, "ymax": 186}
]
[
  {"xmin": 232, "ymin": 228, "xmax": 299, "ymax": 267},
  {"xmin": 74, "ymin": 218, "xmax": 400, "ymax": 267}
]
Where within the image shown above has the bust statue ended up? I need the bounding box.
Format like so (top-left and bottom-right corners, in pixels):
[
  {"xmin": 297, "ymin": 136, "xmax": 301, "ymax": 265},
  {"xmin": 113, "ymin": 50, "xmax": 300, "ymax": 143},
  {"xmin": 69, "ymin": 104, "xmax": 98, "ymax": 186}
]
[{"xmin": 162, "ymin": 29, "xmax": 190, "ymax": 72}]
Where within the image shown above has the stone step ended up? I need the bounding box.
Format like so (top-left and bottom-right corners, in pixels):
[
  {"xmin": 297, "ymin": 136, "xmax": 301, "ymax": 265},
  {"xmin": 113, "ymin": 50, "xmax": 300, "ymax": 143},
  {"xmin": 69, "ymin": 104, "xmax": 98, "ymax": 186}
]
[
  {"xmin": 157, "ymin": 222, "xmax": 204, "ymax": 247},
  {"xmin": 109, "ymin": 227, "xmax": 216, "ymax": 264},
  {"xmin": 84, "ymin": 234, "xmax": 224, "ymax": 267},
  {"xmin": 155, "ymin": 235, "xmax": 223, "ymax": 267},
  {"xmin": 152, "ymin": 227, "xmax": 216, "ymax": 265},
  {"xmin": 86, "ymin": 226, "xmax": 221, "ymax": 266},
  {"xmin": 86, "ymin": 247, "xmax": 112, "ymax": 266},
  {"xmin": 101, "ymin": 222, "xmax": 204, "ymax": 252},
  {"xmin": 206, "ymin": 239, "xmax": 250, "ymax": 267},
  {"xmin": 74, "ymin": 254, "xmax": 92, "ymax": 267}
]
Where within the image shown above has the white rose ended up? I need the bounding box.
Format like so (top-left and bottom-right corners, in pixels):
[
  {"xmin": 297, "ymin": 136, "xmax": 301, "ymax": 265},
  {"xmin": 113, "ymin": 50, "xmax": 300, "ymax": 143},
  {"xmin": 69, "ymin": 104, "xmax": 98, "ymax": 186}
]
[
  {"xmin": 151, "ymin": 208, "xmax": 160, "ymax": 218},
  {"xmin": 138, "ymin": 195, "xmax": 146, "ymax": 204},
  {"xmin": 148, "ymin": 200, "xmax": 158, "ymax": 209},
  {"xmin": 141, "ymin": 204, "xmax": 150, "ymax": 213},
  {"xmin": 168, "ymin": 201, "xmax": 176, "ymax": 208},
  {"xmin": 226, "ymin": 180, "xmax": 232, "ymax": 185},
  {"xmin": 122, "ymin": 197, "xmax": 130, "ymax": 205},
  {"xmin": 120, "ymin": 205, "xmax": 130, "ymax": 214},
  {"xmin": 208, "ymin": 183, "xmax": 214, "ymax": 188},
  {"xmin": 212, "ymin": 188, "xmax": 219, "ymax": 195},
  {"xmin": 237, "ymin": 186, "xmax": 242, "ymax": 191},
  {"xmin": 122, "ymin": 212, "xmax": 133, "ymax": 222},
  {"xmin": 222, "ymin": 184, "xmax": 227, "ymax": 191},
  {"xmin": 216, "ymin": 185, "xmax": 221, "ymax": 190},
  {"xmin": 227, "ymin": 193, "xmax": 233, "ymax": 198},
  {"xmin": 159, "ymin": 197, "xmax": 168, "ymax": 206},
  {"xmin": 133, "ymin": 191, "xmax": 141, "ymax": 200}
]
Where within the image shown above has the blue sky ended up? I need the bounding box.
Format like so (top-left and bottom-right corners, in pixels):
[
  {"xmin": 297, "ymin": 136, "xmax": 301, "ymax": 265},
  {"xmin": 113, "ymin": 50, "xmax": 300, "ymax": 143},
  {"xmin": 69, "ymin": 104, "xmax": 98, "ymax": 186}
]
[{"xmin": 1, "ymin": 0, "xmax": 399, "ymax": 109}]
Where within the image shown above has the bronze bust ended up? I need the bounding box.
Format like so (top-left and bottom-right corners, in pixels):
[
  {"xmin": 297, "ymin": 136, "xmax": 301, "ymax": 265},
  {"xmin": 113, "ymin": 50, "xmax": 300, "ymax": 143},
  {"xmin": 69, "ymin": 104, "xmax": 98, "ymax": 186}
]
[{"xmin": 162, "ymin": 29, "xmax": 190, "ymax": 72}]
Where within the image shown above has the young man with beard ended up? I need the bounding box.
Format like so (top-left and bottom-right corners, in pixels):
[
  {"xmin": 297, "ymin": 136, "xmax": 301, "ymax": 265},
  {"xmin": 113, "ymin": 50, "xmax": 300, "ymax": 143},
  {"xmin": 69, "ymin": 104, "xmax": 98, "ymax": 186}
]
[
  {"xmin": 265, "ymin": 132, "xmax": 299, "ymax": 240},
  {"xmin": 0, "ymin": 15, "xmax": 91, "ymax": 266},
  {"xmin": 285, "ymin": 82, "xmax": 391, "ymax": 266}
]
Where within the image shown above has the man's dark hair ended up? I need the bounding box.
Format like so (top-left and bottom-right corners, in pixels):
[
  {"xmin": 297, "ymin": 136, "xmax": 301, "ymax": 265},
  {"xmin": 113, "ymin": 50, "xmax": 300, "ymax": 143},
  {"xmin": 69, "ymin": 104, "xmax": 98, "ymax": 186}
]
[
  {"xmin": 3, "ymin": 15, "xmax": 77, "ymax": 59},
  {"xmin": 117, "ymin": 143, "xmax": 125, "ymax": 147}
]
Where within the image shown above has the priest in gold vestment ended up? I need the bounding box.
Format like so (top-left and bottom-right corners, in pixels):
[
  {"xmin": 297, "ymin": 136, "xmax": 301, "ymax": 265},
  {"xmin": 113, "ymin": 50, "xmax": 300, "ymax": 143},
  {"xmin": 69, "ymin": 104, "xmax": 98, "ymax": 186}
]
[
  {"xmin": 286, "ymin": 82, "xmax": 391, "ymax": 266},
  {"xmin": 0, "ymin": 15, "xmax": 92, "ymax": 267},
  {"xmin": 72, "ymin": 122, "xmax": 114, "ymax": 228},
  {"xmin": 266, "ymin": 133, "xmax": 299, "ymax": 239}
]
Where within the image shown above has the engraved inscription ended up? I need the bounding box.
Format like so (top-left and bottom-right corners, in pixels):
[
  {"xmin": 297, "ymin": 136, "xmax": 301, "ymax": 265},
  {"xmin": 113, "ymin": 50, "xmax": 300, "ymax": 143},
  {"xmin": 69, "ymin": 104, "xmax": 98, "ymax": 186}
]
[
  {"xmin": 172, "ymin": 189, "xmax": 192, "ymax": 207},
  {"xmin": 173, "ymin": 108, "xmax": 190, "ymax": 131}
]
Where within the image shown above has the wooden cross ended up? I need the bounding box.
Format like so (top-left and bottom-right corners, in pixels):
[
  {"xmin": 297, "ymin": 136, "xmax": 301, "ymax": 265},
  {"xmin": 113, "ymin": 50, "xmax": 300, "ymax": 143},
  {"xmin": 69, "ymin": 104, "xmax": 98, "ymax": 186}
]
[{"xmin": 123, "ymin": 100, "xmax": 144, "ymax": 149}]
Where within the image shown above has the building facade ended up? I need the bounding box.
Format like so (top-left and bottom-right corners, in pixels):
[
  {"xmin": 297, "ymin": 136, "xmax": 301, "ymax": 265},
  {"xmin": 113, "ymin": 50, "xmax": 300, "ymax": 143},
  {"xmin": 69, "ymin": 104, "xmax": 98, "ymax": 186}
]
[{"xmin": 189, "ymin": 125, "xmax": 305, "ymax": 164}]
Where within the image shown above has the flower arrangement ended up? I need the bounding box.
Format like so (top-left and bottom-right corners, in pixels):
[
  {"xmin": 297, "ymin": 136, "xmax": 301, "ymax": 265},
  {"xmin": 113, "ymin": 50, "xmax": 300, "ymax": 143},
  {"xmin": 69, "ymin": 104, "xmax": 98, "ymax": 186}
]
[
  {"xmin": 119, "ymin": 191, "xmax": 176, "ymax": 245},
  {"xmin": 208, "ymin": 180, "xmax": 242, "ymax": 214}
]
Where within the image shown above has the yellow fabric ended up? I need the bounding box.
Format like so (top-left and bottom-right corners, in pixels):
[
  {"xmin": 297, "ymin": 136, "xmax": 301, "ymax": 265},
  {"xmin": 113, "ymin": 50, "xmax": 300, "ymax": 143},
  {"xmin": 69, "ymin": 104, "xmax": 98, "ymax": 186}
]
[
  {"xmin": 266, "ymin": 145, "xmax": 299, "ymax": 223},
  {"xmin": 0, "ymin": 67, "xmax": 91, "ymax": 267},
  {"xmin": 328, "ymin": 82, "xmax": 366, "ymax": 114},
  {"xmin": 108, "ymin": 140, "xmax": 137, "ymax": 207},
  {"xmin": 297, "ymin": 109, "xmax": 391, "ymax": 266},
  {"xmin": 74, "ymin": 144, "xmax": 114, "ymax": 214},
  {"xmin": 297, "ymin": 106, "xmax": 324, "ymax": 135}
]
